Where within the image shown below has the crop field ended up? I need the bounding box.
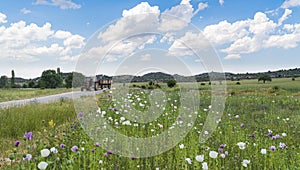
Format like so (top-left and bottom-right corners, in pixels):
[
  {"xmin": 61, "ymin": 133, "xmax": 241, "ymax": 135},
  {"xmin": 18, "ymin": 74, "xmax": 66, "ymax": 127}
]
[{"xmin": 0, "ymin": 78, "xmax": 300, "ymax": 169}]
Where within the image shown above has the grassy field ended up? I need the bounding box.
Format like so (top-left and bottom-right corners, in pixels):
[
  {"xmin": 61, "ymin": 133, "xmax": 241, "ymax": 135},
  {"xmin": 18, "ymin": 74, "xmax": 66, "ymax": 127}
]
[
  {"xmin": 0, "ymin": 78, "xmax": 300, "ymax": 169},
  {"xmin": 0, "ymin": 88, "xmax": 74, "ymax": 102}
]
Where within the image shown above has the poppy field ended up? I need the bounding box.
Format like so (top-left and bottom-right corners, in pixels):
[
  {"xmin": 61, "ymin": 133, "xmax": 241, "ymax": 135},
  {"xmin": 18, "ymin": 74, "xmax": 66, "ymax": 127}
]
[{"xmin": 0, "ymin": 78, "xmax": 300, "ymax": 169}]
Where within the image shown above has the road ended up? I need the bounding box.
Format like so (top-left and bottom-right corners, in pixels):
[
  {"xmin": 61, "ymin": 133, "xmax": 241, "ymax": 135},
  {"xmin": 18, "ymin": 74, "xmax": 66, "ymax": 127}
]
[{"xmin": 0, "ymin": 91, "xmax": 101, "ymax": 109}]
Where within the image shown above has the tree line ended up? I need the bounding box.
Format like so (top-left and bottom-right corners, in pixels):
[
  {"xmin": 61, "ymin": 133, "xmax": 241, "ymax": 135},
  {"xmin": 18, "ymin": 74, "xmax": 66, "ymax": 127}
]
[{"xmin": 0, "ymin": 68, "xmax": 85, "ymax": 89}]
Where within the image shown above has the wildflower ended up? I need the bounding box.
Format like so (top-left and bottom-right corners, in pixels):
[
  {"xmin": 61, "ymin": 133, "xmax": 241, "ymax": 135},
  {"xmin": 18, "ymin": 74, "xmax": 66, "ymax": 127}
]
[
  {"xmin": 235, "ymin": 115, "xmax": 240, "ymax": 119},
  {"xmin": 95, "ymin": 142, "xmax": 100, "ymax": 147},
  {"xmin": 60, "ymin": 144, "xmax": 65, "ymax": 149},
  {"xmin": 237, "ymin": 142, "xmax": 246, "ymax": 150},
  {"xmin": 209, "ymin": 151, "xmax": 218, "ymax": 159},
  {"xmin": 99, "ymin": 160, "xmax": 103, "ymax": 164},
  {"xmin": 218, "ymin": 148, "xmax": 223, "ymax": 152},
  {"xmin": 270, "ymin": 146, "xmax": 276, "ymax": 151},
  {"xmin": 219, "ymin": 144, "xmax": 226, "ymax": 149},
  {"xmin": 23, "ymin": 154, "xmax": 32, "ymax": 161},
  {"xmin": 225, "ymin": 151, "xmax": 229, "ymax": 155},
  {"xmin": 279, "ymin": 142, "xmax": 287, "ymax": 149},
  {"xmin": 261, "ymin": 149, "xmax": 267, "ymax": 154},
  {"xmin": 50, "ymin": 147, "xmax": 58, "ymax": 154},
  {"xmin": 48, "ymin": 120, "xmax": 55, "ymax": 128},
  {"xmin": 38, "ymin": 161, "xmax": 48, "ymax": 170},
  {"xmin": 240, "ymin": 123, "xmax": 245, "ymax": 128},
  {"xmin": 242, "ymin": 159, "xmax": 250, "ymax": 167},
  {"xmin": 41, "ymin": 149, "xmax": 50, "ymax": 157},
  {"xmin": 282, "ymin": 133, "xmax": 287, "ymax": 137},
  {"xmin": 91, "ymin": 149, "xmax": 95, "ymax": 153},
  {"xmin": 131, "ymin": 156, "xmax": 136, "ymax": 160},
  {"xmin": 185, "ymin": 158, "xmax": 192, "ymax": 164},
  {"xmin": 179, "ymin": 144, "xmax": 184, "ymax": 149},
  {"xmin": 249, "ymin": 134, "xmax": 255, "ymax": 138},
  {"xmin": 220, "ymin": 153, "xmax": 225, "ymax": 158},
  {"xmin": 71, "ymin": 146, "xmax": 79, "ymax": 152},
  {"xmin": 14, "ymin": 141, "xmax": 20, "ymax": 147},
  {"xmin": 202, "ymin": 162, "xmax": 208, "ymax": 170},
  {"xmin": 195, "ymin": 155, "xmax": 204, "ymax": 162},
  {"xmin": 107, "ymin": 150, "xmax": 113, "ymax": 154},
  {"xmin": 77, "ymin": 112, "xmax": 84, "ymax": 117},
  {"xmin": 24, "ymin": 132, "xmax": 33, "ymax": 140}
]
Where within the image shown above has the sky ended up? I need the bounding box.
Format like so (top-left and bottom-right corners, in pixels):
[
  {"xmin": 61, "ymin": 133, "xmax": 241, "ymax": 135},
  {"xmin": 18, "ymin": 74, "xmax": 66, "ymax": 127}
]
[{"xmin": 0, "ymin": 0, "xmax": 300, "ymax": 78}]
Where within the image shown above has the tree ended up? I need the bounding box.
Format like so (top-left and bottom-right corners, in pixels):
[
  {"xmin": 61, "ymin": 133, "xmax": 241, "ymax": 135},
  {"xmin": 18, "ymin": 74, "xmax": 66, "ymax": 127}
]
[
  {"xmin": 28, "ymin": 80, "xmax": 35, "ymax": 88},
  {"xmin": 258, "ymin": 74, "xmax": 272, "ymax": 83},
  {"xmin": 65, "ymin": 72, "xmax": 85, "ymax": 88},
  {"xmin": 167, "ymin": 79, "xmax": 177, "ymax": 88},
  {"xmin": 0, "ymin": 76, "xmax": 8, "ymax": 88},
  {"xmin": 39, "ymin": 70, "xmax": 63, "ymax": 88},
  {"xmin": 11, "ymin": 70, "xmax": 15, "ymax": 88}
]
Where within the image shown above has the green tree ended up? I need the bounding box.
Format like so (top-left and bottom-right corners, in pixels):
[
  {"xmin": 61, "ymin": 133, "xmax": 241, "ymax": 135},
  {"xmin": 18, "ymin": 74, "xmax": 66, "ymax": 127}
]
[
  {"xmin": 0, "ymin": 76, "xmax": 8, "ymax": 88},
  {"xmin": 39, "ymin": 70, "xmax": 63, "ymax": 88},
  {"xmin": 258, "ymin": 74, "xmax": 272, "ymax": 83},
  {"xmin": 28, "ymin": 80, "xmax": 35, "ymax": 88},
  {"xmin": 167, "ymin": 79, "xmax": 177, "ymax": 88},
  {"xmin": 65, "ymin": 72, "xmax": 85, "ymax": 88},
  {"xmin": 11, "ymin": 70, "xmax": 15, "ymax": 88}
]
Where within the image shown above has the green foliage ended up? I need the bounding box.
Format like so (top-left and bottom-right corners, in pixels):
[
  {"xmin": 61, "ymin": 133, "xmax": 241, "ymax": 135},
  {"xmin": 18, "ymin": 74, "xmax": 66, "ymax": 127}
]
[
  {"xmin": 66, "ymin": 72, "xmax": 85, "ymax": 88},
  {"xmin": 39, "ymin": 70, "xmax": 63, "ymax": 88},
  {"xmin": 148, "ymin": 80, "xmax": 154, "ymax": 86},
  {"xmin": 0, "ymin": 75, "xmax": 8, "ymax": 88},
  {"xmin": 11, "ymin": 70, "xmax": 15, "ymax": 88},
  {"xmin": 258, "ymin": 74, "xmax": 272, "ymax": 83},
  {"xmin": 167, "ymin": 79, "xmax": 177, "ymax": 88},
  {"xmin": 28, "ymin": 80, "xmax": 35, "ymax": 88},
  {"xmin": 236, "ymin": 82, "xmax": 241, "ymax": 85}
]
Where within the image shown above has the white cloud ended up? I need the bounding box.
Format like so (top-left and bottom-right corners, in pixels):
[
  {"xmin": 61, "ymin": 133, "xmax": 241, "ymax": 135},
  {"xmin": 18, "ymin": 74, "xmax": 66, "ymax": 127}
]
[
  {"xmin": 168, "ymin": 32, "xmax": 211, "ymax": 56},
  {"xmin": 0, "ymin": 18, "xmax": 85, "ymax": 62},
  {"xmin": 278, "ymin": 9, "xmax": 292, "ymax": 26},
  {"xmin": 140, "ymin": 54, "xmax": 152, "ymax": 61},
  {"xmin": 197, "ymin": 3, "xmax": 208, "ymax": 11},
  {"xmin": 0, "ymin": 12, "xmax": 7, "ymax": 24},
  {"xmin": 281, "ymin": 0, "xmax": 300, "ymax": 8},
  {"xmin": 20, "ymin": 8, "xmax": 32, "ymax": 14},
  {"xmin": 219, "ymin": 0, "xmax": 224, "ymax": 5},
  {"xmin": 159, "ymin": 0, "xmax": 196, "ymax": 31},
  {"xmin": 224, "ymin": 54, "xmax": 240, "ymax": 60},
  {"xmin": 34, "ymin": 0, "xmax": 81, "ymax": 9},
  {"xmin": 99, "ymin": 2, "xmax": 160, "ymax": 42}
]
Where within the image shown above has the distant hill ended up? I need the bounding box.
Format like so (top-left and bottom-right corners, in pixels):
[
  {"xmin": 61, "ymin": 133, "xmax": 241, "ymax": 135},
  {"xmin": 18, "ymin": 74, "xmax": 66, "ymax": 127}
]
[{"xmin": 7, "ymin": 67, "xmax": 300, "ymax": 84}]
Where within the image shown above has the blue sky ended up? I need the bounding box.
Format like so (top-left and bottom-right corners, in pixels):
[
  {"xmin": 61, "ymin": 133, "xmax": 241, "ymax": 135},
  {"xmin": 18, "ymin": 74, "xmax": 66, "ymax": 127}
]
[{"xmin": 0, "ymin": 0, "xmax": 300, "ymax": 78}]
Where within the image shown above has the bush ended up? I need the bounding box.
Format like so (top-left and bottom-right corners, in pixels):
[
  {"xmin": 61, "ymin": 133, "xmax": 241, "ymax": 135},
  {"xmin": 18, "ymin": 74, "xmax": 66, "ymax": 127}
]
[
  {"xmin": 272, "ymin": 86, "xmax": 279, "ymax": 91},
  {"xmin": 200, "ymin": 83, "xmax": 205, "ymax": 86},
  {"xmin": 167, "ymin": 79, "xmax": 177, "ymax": 88},
  {"xmin": 141, "ymin": 85, "xmax": 146, "ymax": 89},
  {"xmin": 155, "ymin": 84, "xmax": 161, "ymax": 89},
  {"xmin": 236, "ymin": 82, "xmax": 241, "ymax": 85},
  {"xmin": 292, "ymin": 78, "xmax": 295, "ymax": 81}
]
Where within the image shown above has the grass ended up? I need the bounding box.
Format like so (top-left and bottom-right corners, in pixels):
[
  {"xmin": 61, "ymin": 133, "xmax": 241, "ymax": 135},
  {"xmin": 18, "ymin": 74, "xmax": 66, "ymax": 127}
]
[
  {"xmin": 0, "ymin": 78, "xmax": 299, "ymax": 169},
  {"xmin": 0, "ymin": 88, "xmax": 74, "ymax": 102}
]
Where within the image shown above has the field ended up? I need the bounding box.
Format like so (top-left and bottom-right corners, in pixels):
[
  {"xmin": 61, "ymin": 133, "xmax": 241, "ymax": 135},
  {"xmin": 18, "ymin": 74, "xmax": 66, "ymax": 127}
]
[
  {"xmin": 0, "ymin": 88, "xmax": 74, "ymax": 102},
  {"xmin": 0, "ymin": 78, "xmax": 300, "ymax": 169}
]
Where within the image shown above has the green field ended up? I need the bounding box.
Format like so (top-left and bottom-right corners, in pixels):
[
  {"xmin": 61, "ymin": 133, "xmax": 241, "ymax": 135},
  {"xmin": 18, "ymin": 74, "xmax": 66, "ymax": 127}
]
[
  {"xmin": 0, "ymin": 88, "xmax": 74, "ymax": 102},
  {"xmin": 0, "ymin": 78, "xmax": 300, "ymax": 169}
]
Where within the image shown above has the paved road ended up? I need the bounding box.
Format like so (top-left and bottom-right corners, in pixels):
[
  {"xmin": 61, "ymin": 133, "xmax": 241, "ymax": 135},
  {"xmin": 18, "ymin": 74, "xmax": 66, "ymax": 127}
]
[{"xmin": 0, "ymin": 90, "xmax": 101, "ymax": 109}]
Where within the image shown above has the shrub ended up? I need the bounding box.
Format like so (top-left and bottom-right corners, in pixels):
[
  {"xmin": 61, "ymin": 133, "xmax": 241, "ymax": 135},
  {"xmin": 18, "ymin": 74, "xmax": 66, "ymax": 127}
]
[
  {"xmin": 200, "ymin": 83, "xmax": 205, "ymax": 86},
  {"xmin": 236, "ymin": 82, "xmax": 241, "ymax": 85},
  {"xmin": 167, "ymin": 79, "xmax": 177, "ymax": 88}
]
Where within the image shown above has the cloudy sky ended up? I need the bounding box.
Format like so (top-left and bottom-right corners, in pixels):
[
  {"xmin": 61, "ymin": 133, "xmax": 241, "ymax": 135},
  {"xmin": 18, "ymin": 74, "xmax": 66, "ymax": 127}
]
[{"xmin": 0, "ymin": 0, "xmax": 300, "ymax": 78}]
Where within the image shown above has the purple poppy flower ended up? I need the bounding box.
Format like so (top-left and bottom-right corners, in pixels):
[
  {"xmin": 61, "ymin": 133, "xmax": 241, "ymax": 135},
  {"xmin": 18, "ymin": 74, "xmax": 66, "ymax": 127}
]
[
  {"xmin": 60, "ymin": 144, "xmax": 65, "ymax": 149},
  {"xmin": 267, "ymin": 132, "xmax": 272, "ymax": 137},
  {"xmin": 178, "ymin": 115, "xmax": 182, "ymax": 120},
  {"xmin": 219, "ymin": 144, "xmax": 225, "ymax": 149},
  {"xmin": 218, "ymin": 148, "xmax": 223, "ymax": 152},
  {"xmin": 77, "ymin": 112, "xmax": 84, "ymax": 118},
  {"xmin": 131, "ymin": 156, "xmax": 136, "ymax": 160},
  {"xmin": 71, "ymin": 146, "xmax": 79, "ymax": 152},
  {"xmin": 108, "ymin": 93, "xmax": 111, "ymax": 97},
  {"xmin": 113, "ymin": 107, "xmax": 117, "ymax": 111},
  {"xmin": 104, "ymin": 153, "xmax": 108, "ymax": 157},
  {"xmin": 24, "ymin": 132, "xmax": 32, "ymax": 140},
  {"xmin": 23, "ymin": 154, "xmax": 32, "ymax": 161},
  {"xmin": 91, "ymin": 149, "xmax": 95, "ymax": 153},
  {"xmin": 95, "ymin": 142, "xmax": 100, "ymax": 147},
  {"xmin": 279, "ymin": 142, "xmax": 287, "ymax": 149},
  {"xmin": 270, "ymin": 146, "xmax": 276, "ymax": 151},
  {"xmin": 14, "ymin": 141, "xmax": 20, "ymax": 147},
  {"xmin": 240, "ymin": 123, "xmax": 245, "ymax": 128},
  {"xmin": 107, "ymin": 150, "xmax": 113, "ymax": 154}
]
